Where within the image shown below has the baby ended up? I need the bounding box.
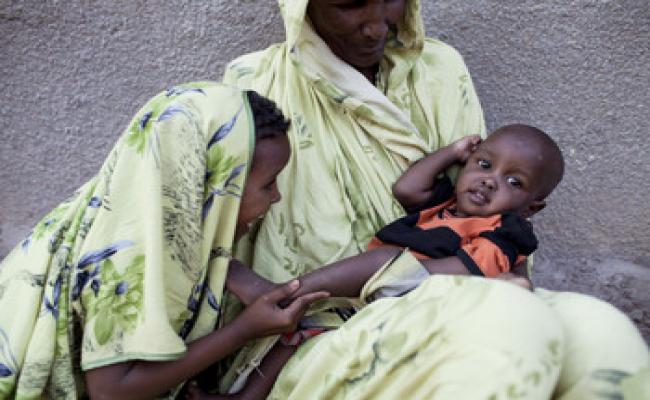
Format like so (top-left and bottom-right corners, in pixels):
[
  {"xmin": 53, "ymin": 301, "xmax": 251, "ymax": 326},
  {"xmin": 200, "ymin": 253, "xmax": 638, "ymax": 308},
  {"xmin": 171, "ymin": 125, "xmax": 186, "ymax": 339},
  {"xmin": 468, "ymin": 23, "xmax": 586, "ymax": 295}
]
[
  {"xmin": 368, "ymin": 123, "xmax": 564, "ymax": 280},
  {"xmin": 189, "ymin": 123, "xmax": 564, "ymax": 399}
]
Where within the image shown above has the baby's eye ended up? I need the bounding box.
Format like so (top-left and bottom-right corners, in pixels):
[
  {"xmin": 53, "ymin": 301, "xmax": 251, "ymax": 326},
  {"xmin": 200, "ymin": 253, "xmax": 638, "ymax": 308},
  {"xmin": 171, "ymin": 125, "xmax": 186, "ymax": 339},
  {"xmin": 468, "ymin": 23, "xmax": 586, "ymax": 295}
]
[
  {"xmin": 477, "ymin": 159, "xmax": 491, "ymax": 169},
  {"xmin": 506, "ymin": 176, "xmax": 522, "ymax": 187}
]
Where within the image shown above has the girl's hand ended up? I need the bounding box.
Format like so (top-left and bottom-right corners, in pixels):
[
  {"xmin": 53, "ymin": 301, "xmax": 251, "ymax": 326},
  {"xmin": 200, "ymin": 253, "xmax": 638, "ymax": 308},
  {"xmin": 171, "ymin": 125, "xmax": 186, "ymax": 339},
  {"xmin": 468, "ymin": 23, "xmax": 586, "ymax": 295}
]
[
  {"xmin": 451, "ymin": 135, "xmax": 482, "ymax": 163},
  {"xmin": 233, "ymin": 280, "xmax": 329, "ymax": 340}
]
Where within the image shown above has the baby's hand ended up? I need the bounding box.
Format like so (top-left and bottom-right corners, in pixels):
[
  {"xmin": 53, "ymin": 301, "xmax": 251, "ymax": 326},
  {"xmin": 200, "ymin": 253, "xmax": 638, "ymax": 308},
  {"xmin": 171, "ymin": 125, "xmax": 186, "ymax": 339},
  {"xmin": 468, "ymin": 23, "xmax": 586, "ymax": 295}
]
[
  {"xmin": 451, "ymin": 134, "xmax": 482, "ymax": 163},
  {"xmin": 234, "ymin": 280, "xmax": 329, "ymax": 340}
]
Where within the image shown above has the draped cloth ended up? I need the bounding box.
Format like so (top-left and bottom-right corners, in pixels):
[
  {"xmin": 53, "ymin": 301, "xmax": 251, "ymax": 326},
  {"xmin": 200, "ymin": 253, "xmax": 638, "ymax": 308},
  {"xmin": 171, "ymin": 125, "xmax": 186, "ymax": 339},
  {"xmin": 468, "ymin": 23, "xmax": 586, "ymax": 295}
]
[
  {"xmin": 223, "ymin": 0, "xmax": 485, "ymax": 281},
  {"xmin": 0, "ymin": 83, "xmax": 255, "ymax": 399},
  {"xmin": 221, "ymin": 0, "xmax": 648, "ymax": 398}
]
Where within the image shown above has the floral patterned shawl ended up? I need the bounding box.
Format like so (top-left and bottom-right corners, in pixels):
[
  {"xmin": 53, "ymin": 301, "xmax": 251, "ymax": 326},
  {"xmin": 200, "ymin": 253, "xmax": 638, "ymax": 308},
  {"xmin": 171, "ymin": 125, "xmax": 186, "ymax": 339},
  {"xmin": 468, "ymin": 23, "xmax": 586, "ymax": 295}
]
[
  {"xmin": 0, "ymin": 83, "xmax": 254, "ymax": 399},
  {"xmin": 223, "ymin": 0, "xmax": 485, "ymax": 283}
]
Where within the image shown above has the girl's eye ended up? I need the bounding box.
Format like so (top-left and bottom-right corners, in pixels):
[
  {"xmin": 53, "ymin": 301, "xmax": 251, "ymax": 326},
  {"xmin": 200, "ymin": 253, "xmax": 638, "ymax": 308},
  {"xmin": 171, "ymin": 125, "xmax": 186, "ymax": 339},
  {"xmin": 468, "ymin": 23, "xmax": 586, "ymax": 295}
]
[
  {"xmin": 506, "ymin": 176, "xmax": 522, "ymax": 187},
  {"xmin": 477, "ymin": 159, "xmax": 491, "ymax": 169}
]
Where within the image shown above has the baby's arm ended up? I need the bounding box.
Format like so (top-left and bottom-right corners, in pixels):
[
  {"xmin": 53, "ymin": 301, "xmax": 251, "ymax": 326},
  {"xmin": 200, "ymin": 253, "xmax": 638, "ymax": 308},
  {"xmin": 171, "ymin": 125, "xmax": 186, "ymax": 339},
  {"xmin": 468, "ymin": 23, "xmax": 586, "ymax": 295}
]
[
  {"xmin": 293, "ymin": 249, "xmax": 472, "ymax": 300},
  {"xmin": 393, "ymin": 135, "xmax": 481, "ymax": 211},
  {"xmin": 295, "ymin": 251, "xmax": 535, "ymax": 301},
  {"xmin": 226, "ymin": 259, "xmax": 277, "ymax": 305},
  {"xmin": 225, "ymin": 248, "xmax": 414, "ymax": 305}
]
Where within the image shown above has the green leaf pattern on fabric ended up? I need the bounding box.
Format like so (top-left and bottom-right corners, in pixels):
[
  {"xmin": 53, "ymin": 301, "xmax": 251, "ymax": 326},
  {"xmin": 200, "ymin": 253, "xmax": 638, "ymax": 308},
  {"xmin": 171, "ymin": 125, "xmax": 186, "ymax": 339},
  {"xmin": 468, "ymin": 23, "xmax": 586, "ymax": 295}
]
[
  {"xmin": 0, "ymin": 82, "xmax": 252, "ymax": 398},
  {"xmin": 83, "ymin": 255, "xmax": 145, "ymax": 346}
]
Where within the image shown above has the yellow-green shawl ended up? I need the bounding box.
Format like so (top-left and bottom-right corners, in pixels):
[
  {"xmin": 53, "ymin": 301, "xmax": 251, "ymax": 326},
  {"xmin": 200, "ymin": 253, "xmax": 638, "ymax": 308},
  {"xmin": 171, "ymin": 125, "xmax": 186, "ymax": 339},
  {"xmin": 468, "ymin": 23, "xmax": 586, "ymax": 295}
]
[
  {"xmin": 0, "ymin": 83, "xmax": 254, "ymax": 399},
  {"xmin": 220, "ymin": 3, "xmax": 649, "ymax": 398},
  {"xmin": 224, "ymin": 0, "xmax": 485, "ymax": 282}
]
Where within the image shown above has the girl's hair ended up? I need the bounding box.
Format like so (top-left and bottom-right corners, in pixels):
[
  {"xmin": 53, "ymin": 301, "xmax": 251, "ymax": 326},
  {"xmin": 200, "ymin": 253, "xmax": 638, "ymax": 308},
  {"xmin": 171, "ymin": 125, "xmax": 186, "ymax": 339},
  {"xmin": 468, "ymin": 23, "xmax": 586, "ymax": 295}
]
[{"xmin": 246, "ymin": 90, "xmax": 291, "ymax": 139}]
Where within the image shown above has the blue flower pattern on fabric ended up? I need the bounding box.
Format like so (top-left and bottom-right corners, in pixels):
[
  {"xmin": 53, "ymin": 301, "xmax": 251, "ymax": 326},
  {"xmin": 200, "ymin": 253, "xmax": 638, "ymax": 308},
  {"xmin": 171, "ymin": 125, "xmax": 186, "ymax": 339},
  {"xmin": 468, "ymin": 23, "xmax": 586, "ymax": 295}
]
[
  {"xmin": 88, "ymin": 197, "xmax": 102, "ymax": 208},
  {"xmin": 72, "ymin": 240, "xmax": 134, "ymax": 300},
  {"xmin": 43, "ymin": 274, "xmax": 63, "ymax": 318},
  {"xmin": 207, "ymin": 287, "xmax": 220, "ymax": 312},
  {"xmin": 166, "ymin": 86, "xmax": 205, "ymax": 97},
  {"xmin": 179, "ymin": 283, "xmax": 205, "ymax": 339},
  {"xmin": 201, "ymin": 106, "xmax": 246, "ymax": 220},
  {"xmin": 0, "ymin": 328, "xmax": 17, "ymax": 378},
  {"xmin": 208, "ymin": 106, "xmax": 242, "ymax": 148}
]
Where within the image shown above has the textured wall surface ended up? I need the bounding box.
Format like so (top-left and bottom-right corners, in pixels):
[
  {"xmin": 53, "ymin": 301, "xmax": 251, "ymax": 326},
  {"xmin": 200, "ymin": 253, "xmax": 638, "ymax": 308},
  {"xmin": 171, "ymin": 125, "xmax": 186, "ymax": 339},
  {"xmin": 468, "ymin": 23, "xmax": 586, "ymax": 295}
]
[{"xmin": 1, "ymin": 1, "xmax": 648, "ymax": 340}]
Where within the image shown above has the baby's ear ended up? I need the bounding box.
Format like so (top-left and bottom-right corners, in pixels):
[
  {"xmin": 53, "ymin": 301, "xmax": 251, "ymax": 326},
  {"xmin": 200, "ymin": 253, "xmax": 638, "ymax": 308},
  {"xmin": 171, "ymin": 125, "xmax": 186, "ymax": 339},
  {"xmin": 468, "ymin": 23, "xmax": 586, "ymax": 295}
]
[{"xmin": 522, "ymin": 199, "xmax": 546, "ymax": 218}]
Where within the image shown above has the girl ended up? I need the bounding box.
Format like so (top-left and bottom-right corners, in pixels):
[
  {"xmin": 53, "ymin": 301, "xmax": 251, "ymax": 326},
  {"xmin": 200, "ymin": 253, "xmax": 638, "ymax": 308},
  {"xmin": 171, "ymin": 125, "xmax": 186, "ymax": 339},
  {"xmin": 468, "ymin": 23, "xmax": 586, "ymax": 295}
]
[{"xmin": 0, "ymin": 84, "xmax": 327, "ymax": 399}]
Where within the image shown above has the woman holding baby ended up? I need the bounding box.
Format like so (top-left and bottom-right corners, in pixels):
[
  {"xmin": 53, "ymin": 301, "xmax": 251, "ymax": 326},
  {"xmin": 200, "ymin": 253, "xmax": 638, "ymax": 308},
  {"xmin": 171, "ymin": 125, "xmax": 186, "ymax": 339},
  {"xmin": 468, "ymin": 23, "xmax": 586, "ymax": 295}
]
[{"xmin": 218, "ymin": 0, "xmax": 648, "ymax": 398}]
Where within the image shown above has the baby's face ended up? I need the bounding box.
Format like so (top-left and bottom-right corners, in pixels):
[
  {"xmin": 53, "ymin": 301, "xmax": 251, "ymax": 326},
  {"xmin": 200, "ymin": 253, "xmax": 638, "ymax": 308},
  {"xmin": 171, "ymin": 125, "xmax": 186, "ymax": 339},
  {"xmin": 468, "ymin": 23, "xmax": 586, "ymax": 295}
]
[{"xmin": 454, "ymin": 134, "xmax": 546, "ymax": 218}]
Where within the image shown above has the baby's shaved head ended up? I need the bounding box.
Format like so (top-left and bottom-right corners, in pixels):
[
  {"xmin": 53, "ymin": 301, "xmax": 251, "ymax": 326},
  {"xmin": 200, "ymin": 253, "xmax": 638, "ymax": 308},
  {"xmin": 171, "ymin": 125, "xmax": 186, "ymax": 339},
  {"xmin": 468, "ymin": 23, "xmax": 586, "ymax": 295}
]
[{"xmin": 487, "ymin": 124, "xmax": 564, "ymax": 199}]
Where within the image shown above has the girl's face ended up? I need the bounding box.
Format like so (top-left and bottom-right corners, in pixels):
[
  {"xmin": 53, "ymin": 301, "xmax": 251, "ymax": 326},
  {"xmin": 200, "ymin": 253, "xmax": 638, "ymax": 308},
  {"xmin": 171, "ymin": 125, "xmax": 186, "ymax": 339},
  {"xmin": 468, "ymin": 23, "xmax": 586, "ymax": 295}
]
[
  {"xmin": 307, "ymin": 0, "xmax": 406, "ymax": 72},
  {"xmin": 235, "ymin": 135, "xmax": 290, "ymax": 240}
]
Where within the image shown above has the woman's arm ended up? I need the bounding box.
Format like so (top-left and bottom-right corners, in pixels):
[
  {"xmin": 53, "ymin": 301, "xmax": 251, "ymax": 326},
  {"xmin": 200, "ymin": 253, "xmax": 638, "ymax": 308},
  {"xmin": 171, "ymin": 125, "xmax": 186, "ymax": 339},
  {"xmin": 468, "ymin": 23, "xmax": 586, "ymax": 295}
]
[
  {"xmin": 392, "ymin": 135, "xmax": 481, "ymax": 211},
  {"xmin": 85, "ymin": 281, "xmax": 328, "ymax": 400}
]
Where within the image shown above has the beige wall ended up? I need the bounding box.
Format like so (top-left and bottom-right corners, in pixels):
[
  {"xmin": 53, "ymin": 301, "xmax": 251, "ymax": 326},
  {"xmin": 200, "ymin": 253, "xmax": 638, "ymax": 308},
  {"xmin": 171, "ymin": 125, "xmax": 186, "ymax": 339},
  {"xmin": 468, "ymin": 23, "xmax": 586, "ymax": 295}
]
[{"xmin": 1, "ymin": 1, "xmax": 648, "ymax": 339}]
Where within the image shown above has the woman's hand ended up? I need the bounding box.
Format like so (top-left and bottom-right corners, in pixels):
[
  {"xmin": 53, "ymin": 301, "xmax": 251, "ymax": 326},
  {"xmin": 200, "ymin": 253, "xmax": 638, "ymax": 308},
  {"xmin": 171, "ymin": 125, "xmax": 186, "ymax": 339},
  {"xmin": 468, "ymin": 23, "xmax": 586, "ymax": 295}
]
[
  {"xmin": 233, "ymin": 280, "xmax": 329, "ymax": 340},
  {"xmin": 450, "ymin": 134, "xmax": 482, "ymax": 163}
]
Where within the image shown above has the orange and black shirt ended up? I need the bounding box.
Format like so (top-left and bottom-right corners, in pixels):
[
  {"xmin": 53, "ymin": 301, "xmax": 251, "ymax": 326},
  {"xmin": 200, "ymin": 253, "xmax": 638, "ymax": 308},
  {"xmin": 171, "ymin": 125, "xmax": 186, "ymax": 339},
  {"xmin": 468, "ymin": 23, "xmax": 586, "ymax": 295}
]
[{"xmin": 368, "ymin": 178, "xmax": 537, "ymax": 277}]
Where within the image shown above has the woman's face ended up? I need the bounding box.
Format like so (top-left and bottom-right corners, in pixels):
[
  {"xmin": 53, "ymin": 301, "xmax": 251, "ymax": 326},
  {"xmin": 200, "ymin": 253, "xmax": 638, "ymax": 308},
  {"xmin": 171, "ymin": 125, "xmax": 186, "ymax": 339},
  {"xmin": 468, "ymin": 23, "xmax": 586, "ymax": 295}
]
[
  {"xmin": 235, "ymin": 135, "xmax": 290, "ymax": 241},
  {"xmin": 307, "ymin": 0, "xmax": 406, "ymax": 71}
]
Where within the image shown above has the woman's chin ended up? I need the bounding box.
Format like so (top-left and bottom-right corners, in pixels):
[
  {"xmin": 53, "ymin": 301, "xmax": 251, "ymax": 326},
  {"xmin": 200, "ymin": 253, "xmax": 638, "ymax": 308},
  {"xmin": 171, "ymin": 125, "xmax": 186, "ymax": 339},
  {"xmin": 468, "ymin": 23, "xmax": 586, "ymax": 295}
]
[{"xmin": 348, "ymin": 55, "xmax": 383, "ymax": 70}]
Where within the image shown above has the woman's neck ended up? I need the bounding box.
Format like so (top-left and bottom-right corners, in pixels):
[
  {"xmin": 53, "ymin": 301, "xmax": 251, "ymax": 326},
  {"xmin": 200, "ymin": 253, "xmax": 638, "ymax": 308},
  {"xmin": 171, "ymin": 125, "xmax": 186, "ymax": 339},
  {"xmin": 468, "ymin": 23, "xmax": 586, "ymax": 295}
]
[{"xmin": 357, "ymin": 64, "xmax": 379, "ymax": 85}]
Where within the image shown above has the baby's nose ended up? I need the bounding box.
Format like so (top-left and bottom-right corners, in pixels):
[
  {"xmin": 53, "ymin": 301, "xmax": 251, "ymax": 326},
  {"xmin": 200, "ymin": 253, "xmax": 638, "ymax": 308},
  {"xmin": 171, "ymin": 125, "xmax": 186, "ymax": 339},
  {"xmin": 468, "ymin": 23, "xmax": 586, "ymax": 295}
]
[{"xmin": 481, "ymin": 177, "xmax": 496, "ymax": 189}]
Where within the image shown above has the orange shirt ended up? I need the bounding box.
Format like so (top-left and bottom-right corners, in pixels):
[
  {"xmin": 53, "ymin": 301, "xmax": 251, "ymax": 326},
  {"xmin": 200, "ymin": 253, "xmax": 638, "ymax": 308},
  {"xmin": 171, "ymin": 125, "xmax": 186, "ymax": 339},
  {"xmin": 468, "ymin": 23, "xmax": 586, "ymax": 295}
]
[{"xmin": 368, "ymin": 198, "xmax": 537, "ymax": 277}]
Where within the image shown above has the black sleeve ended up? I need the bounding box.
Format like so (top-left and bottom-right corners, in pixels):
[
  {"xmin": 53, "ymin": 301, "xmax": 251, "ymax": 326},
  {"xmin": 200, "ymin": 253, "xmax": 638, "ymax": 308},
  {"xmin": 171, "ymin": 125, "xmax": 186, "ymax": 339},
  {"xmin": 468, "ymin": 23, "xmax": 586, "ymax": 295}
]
[
  {"xmin": 376, "ymin": 213, "xmax": 461, "ymax": 259},
  {"xmin": 404, "ymin": 176, "xmax": 455, "ymax": 213},
  {"xmin": 478, "ymin": 213, "xmax": 538, "ymax": 267}
]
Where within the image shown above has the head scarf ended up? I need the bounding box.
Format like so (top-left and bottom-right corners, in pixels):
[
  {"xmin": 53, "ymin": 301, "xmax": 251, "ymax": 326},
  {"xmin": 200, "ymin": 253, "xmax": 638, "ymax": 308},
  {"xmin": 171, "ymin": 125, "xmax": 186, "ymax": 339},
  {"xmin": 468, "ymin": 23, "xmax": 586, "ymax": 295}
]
[
  {"xmin": 224, "ymin": 0, "xmax": 484, "ymax": 280},
  {"xmin": 0, "ymin": 83, "xmax": 254, "ymax": 398}
]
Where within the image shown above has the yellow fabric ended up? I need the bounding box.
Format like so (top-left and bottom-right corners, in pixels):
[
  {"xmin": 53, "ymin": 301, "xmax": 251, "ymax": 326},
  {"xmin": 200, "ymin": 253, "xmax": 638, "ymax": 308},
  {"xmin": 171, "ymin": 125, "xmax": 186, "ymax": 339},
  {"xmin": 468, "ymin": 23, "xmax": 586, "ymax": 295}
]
[
  {"xmin": 0, "ymin": 83, "xmax": 254, "ymax": 398},
  {"xmin": 271, "ymin": 253, "xmax": 650, "ymax": 399},
  {"xmin": 220, "ymin": 0, "xmax": 648, "ymax": 397},
  {"xmin": 223, "ymin": 0, "xmax": 485, "ymax": 282},
  {"xmin": 359, "ymin": 249, "xmax": 430, "ymax": 303},
  {"xmin": 536, "ymin": 289, "xmax": 649, "ymax": 400},
  {"xmin": 271, "ymin": 274, "xmax": 565, "ymax": 400},
  {"xmin": 220, "ymin": 0, "xmax": 483, "ymax": 389}
]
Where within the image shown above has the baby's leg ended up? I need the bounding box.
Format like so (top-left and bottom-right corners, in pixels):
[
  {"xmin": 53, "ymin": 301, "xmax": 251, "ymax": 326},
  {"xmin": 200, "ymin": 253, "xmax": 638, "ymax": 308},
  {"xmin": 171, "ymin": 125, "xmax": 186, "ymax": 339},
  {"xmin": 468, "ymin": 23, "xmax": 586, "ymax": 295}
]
[{"xmin": 186, "ymin": 343, "xmax": 296, "ymax": 400}]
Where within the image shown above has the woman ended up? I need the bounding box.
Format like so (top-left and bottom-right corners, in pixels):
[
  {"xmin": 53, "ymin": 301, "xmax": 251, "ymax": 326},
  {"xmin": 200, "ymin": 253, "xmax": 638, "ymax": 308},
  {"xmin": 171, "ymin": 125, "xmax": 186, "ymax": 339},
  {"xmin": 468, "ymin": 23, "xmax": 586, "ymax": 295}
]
[
  {"xmin": 221, "ymin": 0, "xmax": 648, "ymax": 398},
  {"xmin": 0, "ymin": 84, "xmax": 326, "ymax": 399}
]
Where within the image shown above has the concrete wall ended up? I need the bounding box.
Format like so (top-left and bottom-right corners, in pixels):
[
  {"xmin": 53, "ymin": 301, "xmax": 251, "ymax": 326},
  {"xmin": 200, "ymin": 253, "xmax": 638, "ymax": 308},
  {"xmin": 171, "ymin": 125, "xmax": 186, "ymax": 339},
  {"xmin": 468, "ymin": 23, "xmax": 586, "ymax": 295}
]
[{"xmin": 1, "ymin": 1, "xmax": 648, "ymax": 340}]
